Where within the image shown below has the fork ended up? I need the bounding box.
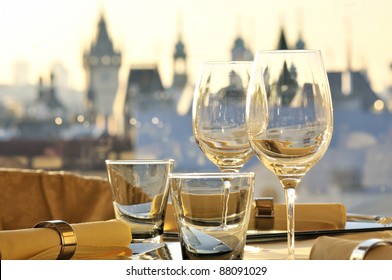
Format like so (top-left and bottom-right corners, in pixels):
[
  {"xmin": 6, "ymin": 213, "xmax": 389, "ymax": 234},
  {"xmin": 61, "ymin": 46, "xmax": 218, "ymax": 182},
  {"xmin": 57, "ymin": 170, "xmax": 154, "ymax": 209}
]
[{"xmin": 346, "ymin": 213, "xmax": 392, "ymax": 226}]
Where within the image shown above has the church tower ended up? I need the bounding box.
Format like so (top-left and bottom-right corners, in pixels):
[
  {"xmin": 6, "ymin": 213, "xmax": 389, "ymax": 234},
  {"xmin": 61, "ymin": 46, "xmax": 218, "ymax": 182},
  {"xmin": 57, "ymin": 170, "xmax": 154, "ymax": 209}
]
[
  {"xmin": 231, "ymin": 36, "xmax": 253, "ymax": 61},
  {"xmin": 172, "ymin": 30, "xmax": 188, "ymax": 92},
  {"xmin": 277, "ymin": 27, "xmax": 289, "ymax": 50},
  {"xmin": 295, "ymin": 31, "xmax": 305, "ymax": 50},
  {"xmin": 295, "ymin": 9, "xmax": 305, "ymax": 50},
  {"xmin": 83, "ymin": 13, "xmax": 121, "ymax": 134},
  {"xmin": 169, "ymin": 14, "xmax": 189, "ymax": 108}
]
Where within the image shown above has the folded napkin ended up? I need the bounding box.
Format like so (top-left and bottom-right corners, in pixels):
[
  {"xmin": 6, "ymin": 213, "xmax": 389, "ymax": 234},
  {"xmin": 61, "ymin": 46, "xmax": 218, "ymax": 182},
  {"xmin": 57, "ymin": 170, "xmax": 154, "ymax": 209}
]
[
  {"xmin": 164, "ymin": 191, "xmax": 246, "ymax": 233},
  {"xmin": 249, "ymin": 203, "xmax": 346, "ymax": 231},
  {"xmin": 174, "ymin": 192, "xmax": 244, "ymax": 218},
  {"xmin": 0, "ymin": 219, "xmax": 132, "ymax": 260},
  {"xmin": 310, "ymin": 231, "xmax": 392, "ymax": 260},
  {"xmin": 164, "ymin": 202, "xmax": 346, "ymax": 232}
]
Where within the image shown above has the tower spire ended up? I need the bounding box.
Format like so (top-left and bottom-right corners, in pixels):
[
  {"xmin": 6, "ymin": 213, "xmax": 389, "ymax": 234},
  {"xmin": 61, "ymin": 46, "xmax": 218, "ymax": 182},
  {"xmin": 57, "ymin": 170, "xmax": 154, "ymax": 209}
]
[
  {"xmin": 171, "ymin": 11, "xmax": 188, "ymax": 92},
  {"xmin": 295, "ymin": 7, "xmax": 305, "ymax": 49},
  {"xmin": 344, "ymin": 16, "xmax": 352, "ymax": 71},
  {"xmin": 277, "ymin": 27, "xmax": 289, "ymax": 50}
]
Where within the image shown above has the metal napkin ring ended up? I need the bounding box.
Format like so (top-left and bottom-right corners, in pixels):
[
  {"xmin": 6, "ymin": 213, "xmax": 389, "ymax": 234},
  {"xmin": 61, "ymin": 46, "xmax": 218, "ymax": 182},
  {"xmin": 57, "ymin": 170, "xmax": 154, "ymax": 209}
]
[
  {"xmin": 350, "ymin": 238, "xmax": 392, "ymax": 260},
  {"xmin": 34, "ymin": 220, "xmax": 77, "ymax": 260},
  {"xmin": 254, "ymin": 197, "xmax": 274, "ymax": 230}
]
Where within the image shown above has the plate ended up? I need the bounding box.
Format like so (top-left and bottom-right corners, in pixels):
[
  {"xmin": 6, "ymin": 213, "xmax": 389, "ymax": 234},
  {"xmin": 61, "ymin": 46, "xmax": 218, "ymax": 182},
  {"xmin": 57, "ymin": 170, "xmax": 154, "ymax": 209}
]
[{"xmin": 163, "ymin": 221, "xmax": 392, "ymax": 243}]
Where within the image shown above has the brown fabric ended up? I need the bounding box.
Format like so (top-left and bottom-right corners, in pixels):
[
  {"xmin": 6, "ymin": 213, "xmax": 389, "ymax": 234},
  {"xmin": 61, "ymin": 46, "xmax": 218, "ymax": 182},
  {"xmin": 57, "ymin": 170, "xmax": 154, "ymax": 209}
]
[
  {"xmin": 164, "ymin": 202, "xmax": 347, "ymax": 232},
  {"xmin": 0, "ymin": 167, "xmax": 346, "ymax": 234},
  {"xmin": 0, "ymin": 168, "xmax": 115, "ymax": 230},
  {"xmin": 310, "ymin": 232, "xmax": 392, "ymax": 260},
  {"xmin": 250, "ymin": 203, "xmax": 347, "ymax": 231}
]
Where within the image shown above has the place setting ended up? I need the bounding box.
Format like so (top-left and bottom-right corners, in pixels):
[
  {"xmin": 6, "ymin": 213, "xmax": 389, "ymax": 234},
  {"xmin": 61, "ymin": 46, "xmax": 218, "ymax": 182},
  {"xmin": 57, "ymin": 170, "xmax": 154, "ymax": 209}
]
[
  {"xmin": 107, "ymin": 50, "xmax": 392, "ymax": 261},
  {"xmin": 1, "ymin": 50, "xmax": 392, "ymax": 262}
]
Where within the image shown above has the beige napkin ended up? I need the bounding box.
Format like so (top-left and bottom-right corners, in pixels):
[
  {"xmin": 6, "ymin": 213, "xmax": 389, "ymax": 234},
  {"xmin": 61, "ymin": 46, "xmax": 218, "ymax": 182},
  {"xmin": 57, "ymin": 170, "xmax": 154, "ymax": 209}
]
[
  {"xmin": 310, "ymin": 231, "xmax": 392, "ymax": 260},
  {"xmin": 249, "ymin": 203, "xmax": 346, "ymax": 231},
  {"xmin": 0, "ymin": 219, "xmax": 132, "ymax": 260},
  {"xmin": 164, "ymin": 202, "xmax": 346, "ymax": 232}
]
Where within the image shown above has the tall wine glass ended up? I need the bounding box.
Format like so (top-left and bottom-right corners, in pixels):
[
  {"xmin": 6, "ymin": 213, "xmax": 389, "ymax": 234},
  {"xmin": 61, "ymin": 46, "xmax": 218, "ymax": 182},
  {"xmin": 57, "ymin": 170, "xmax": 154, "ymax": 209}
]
[
  {"xmin": 192, "ymin": 61, "xmax": 254, "ymax": 173},
  {"xmin": 246, "ymin": 50, "xmax": 333, "ymax": 259}
]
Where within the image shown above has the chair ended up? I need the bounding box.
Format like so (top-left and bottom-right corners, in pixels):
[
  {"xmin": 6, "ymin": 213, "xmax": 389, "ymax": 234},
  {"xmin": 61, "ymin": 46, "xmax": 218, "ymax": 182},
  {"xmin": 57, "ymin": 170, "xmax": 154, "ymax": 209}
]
[{"xmin": 0, "ymin": 168, "xmax": 115, "ymax": 230}]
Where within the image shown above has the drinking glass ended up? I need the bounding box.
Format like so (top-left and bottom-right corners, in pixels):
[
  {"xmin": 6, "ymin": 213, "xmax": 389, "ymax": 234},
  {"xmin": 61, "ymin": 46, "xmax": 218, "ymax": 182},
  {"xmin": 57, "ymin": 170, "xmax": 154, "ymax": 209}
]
[
  {"xmin": 169, "ymin": 172, "xmax": 255, "ymax": 260},
  {"xmin": 246, "ymin": 50, "xmax": 333, "ymax": 259},
  {"xmin": 192, "ymin": 61, "xmax": 254, "ymax": 172},
  {"xmin": 105, "ymin": 159, "xmax": 174, "ymax": 243}
]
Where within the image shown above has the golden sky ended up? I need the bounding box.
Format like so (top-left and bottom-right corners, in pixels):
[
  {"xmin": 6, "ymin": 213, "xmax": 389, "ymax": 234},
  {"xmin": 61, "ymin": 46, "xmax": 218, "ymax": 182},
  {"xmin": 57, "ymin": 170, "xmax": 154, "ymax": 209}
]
[{"xmin": 1, "ymin": 0, "xmax": 392, "ymax": 93}]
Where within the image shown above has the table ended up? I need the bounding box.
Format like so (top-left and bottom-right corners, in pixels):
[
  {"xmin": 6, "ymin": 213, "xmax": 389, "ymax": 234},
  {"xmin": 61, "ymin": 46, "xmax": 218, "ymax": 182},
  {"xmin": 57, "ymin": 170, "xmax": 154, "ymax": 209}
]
[
  {"xmin": 130, "ymin": 238, "xmax": 313, "ymax": 260},
  {"xmin": 132, "ymin": 223, "xmax": 392, "ymax": 260}
]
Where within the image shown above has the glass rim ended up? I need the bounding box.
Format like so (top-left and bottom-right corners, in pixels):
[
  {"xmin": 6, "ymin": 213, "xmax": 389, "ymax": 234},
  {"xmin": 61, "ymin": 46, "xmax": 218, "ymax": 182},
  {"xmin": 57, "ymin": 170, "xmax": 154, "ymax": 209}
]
[
  {"xmin": 105, "ymin": 159, "xmax": 175, "ymax": 165},
  {"xmin": 255, "ymin": 49, "xmax": 321, "ymax": 55},
  {"xmin": 201, "ymin": 60, "xmax": 253, "ymax": 65},
  {"xmin": 169, "ymin": 172, "xmax": 255, "ymax": 179}
]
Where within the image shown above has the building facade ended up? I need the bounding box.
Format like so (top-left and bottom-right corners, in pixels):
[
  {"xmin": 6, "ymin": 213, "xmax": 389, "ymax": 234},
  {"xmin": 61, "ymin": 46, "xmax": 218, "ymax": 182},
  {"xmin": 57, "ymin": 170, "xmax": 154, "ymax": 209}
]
[{"xmin": 83, "ymin": 13, "xmax": 121, "ymax": 134}]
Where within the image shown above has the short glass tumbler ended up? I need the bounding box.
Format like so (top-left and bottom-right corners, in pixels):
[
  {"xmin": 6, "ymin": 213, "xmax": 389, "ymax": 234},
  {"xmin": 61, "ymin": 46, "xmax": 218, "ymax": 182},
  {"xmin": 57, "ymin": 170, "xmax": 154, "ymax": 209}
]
[
  {"xmin": 106, "ymin": 159, "xmax": 174, "ymax": 243},
  {"xmin": 169, "ymin": 172, "xmax": 254, "ymax": 260}
]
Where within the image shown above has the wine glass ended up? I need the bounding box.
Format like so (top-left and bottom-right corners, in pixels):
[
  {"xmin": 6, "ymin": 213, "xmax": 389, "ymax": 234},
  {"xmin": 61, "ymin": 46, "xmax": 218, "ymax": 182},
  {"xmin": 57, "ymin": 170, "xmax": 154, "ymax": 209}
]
[
  {"xmin": 192, "ymin": 61, "xmax": 254, "ymax": 173},
  {"xmin": 246, "ymin": 50, "xmax": 333, "ymax": 259}
]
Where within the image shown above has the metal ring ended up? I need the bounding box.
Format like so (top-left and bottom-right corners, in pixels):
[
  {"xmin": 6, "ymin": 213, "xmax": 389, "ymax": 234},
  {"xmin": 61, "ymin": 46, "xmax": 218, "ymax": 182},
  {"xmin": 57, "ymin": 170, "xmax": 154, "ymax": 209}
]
[
  {"xmin": 254, "ymin": 197, "xmax": 275, "ymax": 230},
  {"xmin": 34, "ymin": 220, "xmax": 77, "ymax": 260},
  {"xmin": 350, "ymin": 238, "xmax": 392, "ymax": 260}
]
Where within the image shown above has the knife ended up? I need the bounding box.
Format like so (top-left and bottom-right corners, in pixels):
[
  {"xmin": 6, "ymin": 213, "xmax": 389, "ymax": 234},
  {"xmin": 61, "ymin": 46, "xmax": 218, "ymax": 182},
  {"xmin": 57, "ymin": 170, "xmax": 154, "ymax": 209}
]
[{"xmin": 245, "ymin": 223, "xmax": 392, "ymax": 243}]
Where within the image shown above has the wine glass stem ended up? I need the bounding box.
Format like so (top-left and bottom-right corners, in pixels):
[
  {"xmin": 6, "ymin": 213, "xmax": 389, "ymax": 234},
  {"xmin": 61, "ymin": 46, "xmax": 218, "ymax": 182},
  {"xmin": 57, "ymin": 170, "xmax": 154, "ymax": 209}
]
[{"xmin": 285, "ymin": 187, "xmax": 296, "ymax": 260}]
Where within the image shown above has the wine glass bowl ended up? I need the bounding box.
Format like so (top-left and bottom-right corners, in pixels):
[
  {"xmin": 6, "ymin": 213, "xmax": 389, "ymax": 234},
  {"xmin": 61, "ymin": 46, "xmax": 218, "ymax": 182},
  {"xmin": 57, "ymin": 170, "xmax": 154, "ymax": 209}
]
[
  {"xmin": 246, "ymin": 50, "xmax": 333, "ymax": 259},
  {"xmin": 192, "ymin": 61, "xmax": 254, "ymax": 172}
]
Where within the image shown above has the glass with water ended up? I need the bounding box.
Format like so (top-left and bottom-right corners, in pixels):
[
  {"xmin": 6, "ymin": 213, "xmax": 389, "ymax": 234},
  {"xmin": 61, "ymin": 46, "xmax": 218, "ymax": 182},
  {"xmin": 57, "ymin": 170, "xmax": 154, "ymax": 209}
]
[{"xmin": 169, "ymin": 172, "xmax": 254, "ymax": 259}]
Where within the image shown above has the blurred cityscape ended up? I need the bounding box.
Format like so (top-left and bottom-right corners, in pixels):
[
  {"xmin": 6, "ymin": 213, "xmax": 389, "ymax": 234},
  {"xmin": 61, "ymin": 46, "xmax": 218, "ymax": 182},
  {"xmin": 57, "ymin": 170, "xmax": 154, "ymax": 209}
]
[{"xmin": 1, "ymin": 12, "xmax": 392, "ymax": 214}]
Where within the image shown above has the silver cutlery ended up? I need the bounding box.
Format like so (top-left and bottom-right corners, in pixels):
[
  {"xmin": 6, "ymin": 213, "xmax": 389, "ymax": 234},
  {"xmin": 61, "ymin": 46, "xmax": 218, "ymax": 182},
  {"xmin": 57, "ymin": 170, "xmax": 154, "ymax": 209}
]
[{"xmin": 346, "ymin": 213, "xmax": 392, "ymax": 226}]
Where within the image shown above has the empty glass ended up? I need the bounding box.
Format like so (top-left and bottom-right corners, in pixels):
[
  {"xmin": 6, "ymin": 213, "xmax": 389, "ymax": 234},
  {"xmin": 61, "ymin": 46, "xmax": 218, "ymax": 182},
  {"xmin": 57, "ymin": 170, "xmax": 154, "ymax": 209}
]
[
  {"xmin": 246, "ymin": 50, "xmax": 333, "ymax": 259},
  {"xmin": 105, "ymin": 159, "xmax": 174, "ymax": 243},
  {"xmin": 192, "ymin": 61, "xmax": 254, "ymax": 172}
]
